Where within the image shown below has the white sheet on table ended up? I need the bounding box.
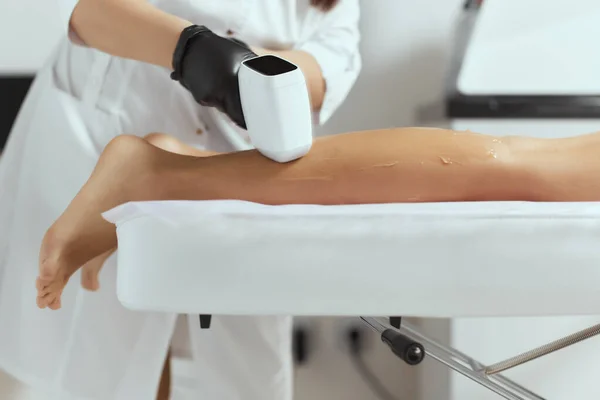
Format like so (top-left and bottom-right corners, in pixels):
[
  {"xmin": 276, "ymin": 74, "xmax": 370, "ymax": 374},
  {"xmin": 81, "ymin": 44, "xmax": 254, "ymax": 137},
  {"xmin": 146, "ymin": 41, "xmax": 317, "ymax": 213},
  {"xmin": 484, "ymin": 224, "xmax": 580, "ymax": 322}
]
[{"xmin": 103, "ymin": 200, "xmax": 600, "ymax": 317}]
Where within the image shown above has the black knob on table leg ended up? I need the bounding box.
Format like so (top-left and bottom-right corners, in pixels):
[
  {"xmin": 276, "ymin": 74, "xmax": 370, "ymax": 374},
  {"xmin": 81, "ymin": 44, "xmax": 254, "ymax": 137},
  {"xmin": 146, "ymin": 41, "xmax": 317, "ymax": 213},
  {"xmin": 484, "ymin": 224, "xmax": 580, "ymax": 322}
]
[{"xmin": 381, "ymin": 329, "xmax": 425, "ymax": 365}]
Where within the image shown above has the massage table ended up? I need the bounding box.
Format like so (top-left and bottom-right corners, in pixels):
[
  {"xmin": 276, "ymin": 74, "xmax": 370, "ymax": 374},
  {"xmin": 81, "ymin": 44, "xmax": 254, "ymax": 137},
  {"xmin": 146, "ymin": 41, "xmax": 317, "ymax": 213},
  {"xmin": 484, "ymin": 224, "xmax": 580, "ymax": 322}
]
[{"xmin": 103, "ymin": 200, "xmax": 600, "ymax": 400}]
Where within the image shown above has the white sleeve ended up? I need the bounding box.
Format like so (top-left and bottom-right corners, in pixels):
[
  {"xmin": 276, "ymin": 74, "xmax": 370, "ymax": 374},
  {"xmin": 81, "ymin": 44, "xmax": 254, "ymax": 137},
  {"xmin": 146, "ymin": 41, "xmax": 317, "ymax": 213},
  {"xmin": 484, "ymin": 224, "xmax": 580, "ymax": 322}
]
[
  {"xmin": 57, "ymin": 0, "xmax": 85, "ymax": 44},
  {"xmin": 297, "ymin": 0, "xmax": 362, "ymax": 126}
]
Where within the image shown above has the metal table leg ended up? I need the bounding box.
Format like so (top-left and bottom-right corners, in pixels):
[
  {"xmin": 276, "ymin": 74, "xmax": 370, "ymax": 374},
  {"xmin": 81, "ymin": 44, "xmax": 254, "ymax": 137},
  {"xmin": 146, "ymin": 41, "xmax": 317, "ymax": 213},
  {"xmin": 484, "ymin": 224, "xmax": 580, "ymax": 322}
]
[{"xmin": 361, "ymin": 317, "xmax": 546, "ymax": 400}]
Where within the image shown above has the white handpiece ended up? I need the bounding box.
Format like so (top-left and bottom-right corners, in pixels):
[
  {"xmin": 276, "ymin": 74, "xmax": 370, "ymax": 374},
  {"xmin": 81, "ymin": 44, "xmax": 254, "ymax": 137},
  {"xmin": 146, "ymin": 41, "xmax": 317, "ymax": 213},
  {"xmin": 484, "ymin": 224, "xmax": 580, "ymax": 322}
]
[{"xmin": 238, "ymin": 54, "xmax": 313, "ymax": 163}]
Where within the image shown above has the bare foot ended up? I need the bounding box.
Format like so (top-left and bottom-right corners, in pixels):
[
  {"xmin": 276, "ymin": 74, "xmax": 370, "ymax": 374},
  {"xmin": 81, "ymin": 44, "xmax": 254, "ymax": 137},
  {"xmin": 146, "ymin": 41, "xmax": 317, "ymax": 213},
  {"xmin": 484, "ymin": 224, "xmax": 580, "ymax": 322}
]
[
  {"xmin": 81, "ymin": 247, "xmax": 116, "ymax": 291},
  {"xmin": 36, "ymin": 135, "xmax": 160, "ymax": 309},
  {"xmin": 74, "ymin": 135, "xmax": 214, "ymax": 295}
]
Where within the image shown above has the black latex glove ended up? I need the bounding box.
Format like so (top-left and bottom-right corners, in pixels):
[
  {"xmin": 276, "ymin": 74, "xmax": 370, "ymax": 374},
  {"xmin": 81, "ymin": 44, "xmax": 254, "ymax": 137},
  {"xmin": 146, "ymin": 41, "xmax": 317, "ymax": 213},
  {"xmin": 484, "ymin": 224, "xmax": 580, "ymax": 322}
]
[{"xmin": 171, "ymin": 25, "xmax": 257, "ymax": 129}]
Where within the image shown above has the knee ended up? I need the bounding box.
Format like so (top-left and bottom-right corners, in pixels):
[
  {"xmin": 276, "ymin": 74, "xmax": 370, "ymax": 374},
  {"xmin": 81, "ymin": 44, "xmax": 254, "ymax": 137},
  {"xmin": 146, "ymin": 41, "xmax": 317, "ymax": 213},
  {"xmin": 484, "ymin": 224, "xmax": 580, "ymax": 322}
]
[{"xmin": 144, "ymin": 133, "xmax": 183, "ymax": 154}]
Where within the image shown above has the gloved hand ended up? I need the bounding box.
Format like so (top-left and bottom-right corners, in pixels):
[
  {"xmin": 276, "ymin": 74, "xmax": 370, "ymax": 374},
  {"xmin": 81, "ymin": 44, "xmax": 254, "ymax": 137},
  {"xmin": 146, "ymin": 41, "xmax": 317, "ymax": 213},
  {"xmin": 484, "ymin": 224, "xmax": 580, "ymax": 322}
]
[{"xmin": 170, "ymin": 25, "xmax": 257, "ymax": 129}]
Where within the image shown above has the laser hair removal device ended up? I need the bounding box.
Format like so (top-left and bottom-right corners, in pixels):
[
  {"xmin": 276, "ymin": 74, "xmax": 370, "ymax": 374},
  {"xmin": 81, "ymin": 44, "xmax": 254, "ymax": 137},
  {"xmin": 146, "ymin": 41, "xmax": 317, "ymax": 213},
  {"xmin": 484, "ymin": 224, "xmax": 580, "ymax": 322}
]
[{"xmin": 238, "ymin": 54, "xmax": 313, "ymax": 163}]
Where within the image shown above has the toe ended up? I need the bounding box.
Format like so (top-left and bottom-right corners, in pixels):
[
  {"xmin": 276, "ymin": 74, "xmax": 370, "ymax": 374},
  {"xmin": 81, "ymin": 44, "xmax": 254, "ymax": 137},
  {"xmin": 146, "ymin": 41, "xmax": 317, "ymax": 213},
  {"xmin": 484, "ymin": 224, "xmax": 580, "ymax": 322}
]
[
  {"xmin": 80, "ymin": 248, "xmax": 115, "ymax": 291},
  {"xmin": 36, "ymin": 277, "xmax": 68, "ymax": 310},
  {"xmin": 39, "ymin": 291, "xmax": 55, "ymax": 301},
  {"xmin": 36, "ymin": 295, "xmax": 50, "ymax": 309},
  {"xmin": 37, "ymin": 278, "xmax": 60, "ymax": 298},
  {"xmin": 38, "ymin": 288, "xmax": 63, "ymax": 309},
  {"xmin": 48, "ymin": 297, "xmax": 62, "ymax": 310},
  {"xmin": 36, "ymin": 278, "xmax": 54, "ymax": 296},
  {"xmin": 81, "ymin": 269, "xmax": 99, "ymax": 291}
]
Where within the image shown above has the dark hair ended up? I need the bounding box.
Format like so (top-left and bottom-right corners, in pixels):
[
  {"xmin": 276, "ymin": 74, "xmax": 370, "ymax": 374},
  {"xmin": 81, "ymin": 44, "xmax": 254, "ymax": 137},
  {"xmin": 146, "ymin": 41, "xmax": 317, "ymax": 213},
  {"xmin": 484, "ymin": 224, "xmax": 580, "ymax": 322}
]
[{"xmin": 311, "ymin": 0, "xmax": 339, "ymax": 12}]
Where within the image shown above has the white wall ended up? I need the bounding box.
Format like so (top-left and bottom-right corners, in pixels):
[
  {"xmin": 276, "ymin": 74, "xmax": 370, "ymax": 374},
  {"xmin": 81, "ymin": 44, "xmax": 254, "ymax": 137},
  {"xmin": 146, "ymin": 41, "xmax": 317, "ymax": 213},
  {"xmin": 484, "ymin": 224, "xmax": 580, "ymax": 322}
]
[
  {"xmin": 0, "ymin": 0, "xmax": 63, "ymax": 74},
  {"xmin": 317, "ymin": 0, "xmax": 463, "ymax": 136},
  {"xmin": 458, "ymin": 0, "xmax": 600, "ymax": 95}
]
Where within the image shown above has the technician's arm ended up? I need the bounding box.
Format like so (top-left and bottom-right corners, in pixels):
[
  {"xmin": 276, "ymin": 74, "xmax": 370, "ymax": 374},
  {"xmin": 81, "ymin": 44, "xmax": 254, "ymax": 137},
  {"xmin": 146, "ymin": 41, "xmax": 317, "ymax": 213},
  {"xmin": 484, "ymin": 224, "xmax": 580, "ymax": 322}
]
[
  {"xmin": 70, "ymin": 0, "xmax": 189, "ymax": 69},
  {"xmin": 69, "ymin": 0, "xmax": 256, "ymax": 128}
]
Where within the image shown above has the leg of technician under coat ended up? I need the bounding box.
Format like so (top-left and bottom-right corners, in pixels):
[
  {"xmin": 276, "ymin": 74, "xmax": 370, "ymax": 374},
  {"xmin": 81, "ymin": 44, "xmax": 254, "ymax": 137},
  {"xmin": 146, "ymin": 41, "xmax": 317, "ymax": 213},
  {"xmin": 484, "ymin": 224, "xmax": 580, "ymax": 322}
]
[
  {"xmin": 186, "ymin": 315, "xmax": 294, "ymax": 400},
  {"xmin": 156, "ymin": 348, "xmax": 171, "ymax": 400}
]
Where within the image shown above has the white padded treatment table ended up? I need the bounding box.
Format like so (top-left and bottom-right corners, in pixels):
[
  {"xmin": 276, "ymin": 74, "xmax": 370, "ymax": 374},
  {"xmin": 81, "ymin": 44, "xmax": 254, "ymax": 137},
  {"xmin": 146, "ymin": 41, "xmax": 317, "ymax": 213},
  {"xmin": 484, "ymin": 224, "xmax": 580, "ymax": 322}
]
[{"xmin": 104, "ymin": 200, "xmax": 600, "ymax": 400}]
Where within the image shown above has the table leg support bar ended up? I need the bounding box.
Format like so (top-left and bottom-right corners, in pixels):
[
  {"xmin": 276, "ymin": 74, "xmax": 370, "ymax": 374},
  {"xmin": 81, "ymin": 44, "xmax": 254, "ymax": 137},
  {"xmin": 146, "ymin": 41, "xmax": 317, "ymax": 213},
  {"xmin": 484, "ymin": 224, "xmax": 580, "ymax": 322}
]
[
  {"xmin": 484, "ymin": 323, "xmax": 600, "ymax": 375},
  {"xmin": 360, "ymin": 317, "xmax": 546, "ymax": 400}
]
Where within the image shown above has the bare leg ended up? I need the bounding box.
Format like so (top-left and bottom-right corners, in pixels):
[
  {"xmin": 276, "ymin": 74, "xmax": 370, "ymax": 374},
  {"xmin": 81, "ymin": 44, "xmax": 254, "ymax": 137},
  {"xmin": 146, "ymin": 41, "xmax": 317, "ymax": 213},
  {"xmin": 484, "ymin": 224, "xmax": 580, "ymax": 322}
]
[
  {"xmin": 142, "ymin": 132, "xmax": 220, "ymax": 157},
  {"xmin": 78, "ymin": 133, "xmax": 218, "ymax": 292},
  {"xmin": 36, "ymin": 128, "xmax": 600, "ymax": 308}
]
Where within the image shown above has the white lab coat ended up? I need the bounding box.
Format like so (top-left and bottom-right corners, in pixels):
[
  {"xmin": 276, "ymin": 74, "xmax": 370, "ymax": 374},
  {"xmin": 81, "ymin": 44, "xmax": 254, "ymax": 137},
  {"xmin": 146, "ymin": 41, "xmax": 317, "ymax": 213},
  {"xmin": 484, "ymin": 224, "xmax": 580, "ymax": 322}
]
[{"xmin": 0, "ymin": 1, "xmax": 361, "ymax": 399}]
